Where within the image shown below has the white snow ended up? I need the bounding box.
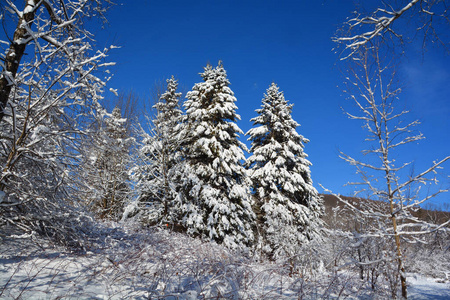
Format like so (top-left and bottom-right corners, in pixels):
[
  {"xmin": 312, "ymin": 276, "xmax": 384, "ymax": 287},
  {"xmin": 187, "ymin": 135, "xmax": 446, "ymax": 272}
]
[
  {"xmin": 0, "ymin": 223, "xmax": 448, "ymax": 299},
  {"xmin": 408, "ymin": 274, "xmax": 450, "ymax": 300},
  {"xmin": 0, "ymin": 225, "xmax": 246, "ymax": 299}
]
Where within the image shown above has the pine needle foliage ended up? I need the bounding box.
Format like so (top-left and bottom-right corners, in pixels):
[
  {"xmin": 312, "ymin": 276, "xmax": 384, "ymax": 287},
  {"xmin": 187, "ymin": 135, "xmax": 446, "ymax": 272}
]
[
  {"xmin": 178, "ymin": 62, "xmax": 255, "ymax": 250},
  {"xmin": 246, "ymin": 83, "xmax": 323, "ymax": 258}
]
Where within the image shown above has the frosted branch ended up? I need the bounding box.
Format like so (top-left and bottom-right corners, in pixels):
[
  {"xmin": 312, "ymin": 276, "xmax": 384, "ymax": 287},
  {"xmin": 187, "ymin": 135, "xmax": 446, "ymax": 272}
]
[{"xmin": 334, "ymin": 0, "xmax": 420, "ymax": 59}]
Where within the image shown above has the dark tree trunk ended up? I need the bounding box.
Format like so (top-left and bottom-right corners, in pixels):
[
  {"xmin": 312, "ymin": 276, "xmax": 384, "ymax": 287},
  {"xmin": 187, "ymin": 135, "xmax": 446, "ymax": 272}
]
[{"xmin": 0, "ymin": 2, "xmax": 36, "ymax": 123}]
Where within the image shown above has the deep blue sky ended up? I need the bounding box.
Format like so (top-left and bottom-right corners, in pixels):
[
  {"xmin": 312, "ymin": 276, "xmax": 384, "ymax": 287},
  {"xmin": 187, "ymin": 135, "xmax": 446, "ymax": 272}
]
[{"xmin": 97, "ymin": 1, "xmax": 450, "ymax": 209}]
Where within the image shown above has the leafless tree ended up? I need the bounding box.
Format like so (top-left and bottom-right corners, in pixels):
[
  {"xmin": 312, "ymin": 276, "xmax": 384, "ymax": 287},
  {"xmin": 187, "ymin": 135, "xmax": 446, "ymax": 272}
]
[
  {"xmin": 0, "ymin": 0, "xmax": 116, "ymax": 247},
  {"xmin": 325, "ymin": 42, "xmax": 449, "ymax": 299}
]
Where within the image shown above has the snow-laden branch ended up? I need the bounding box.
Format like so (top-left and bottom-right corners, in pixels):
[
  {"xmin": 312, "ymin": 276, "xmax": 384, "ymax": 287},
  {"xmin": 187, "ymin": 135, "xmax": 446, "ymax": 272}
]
[
  {"xmin": 393, "ymin": 156, "xmax": 450, "ymax": 195},
  {"xmin": 334, "ymin": 0, "xmax": 450, "ymax": 60},
  {"xmin": 0, "ymin": 0, "xmax": 114, "ymax": 123},
  {"xmin": 339, "ymin": 152, "xmax": 385, "ymax": 171},
  {"xmin": 334, "ymin": 0, "xmax": 420, "ymax": 59}
]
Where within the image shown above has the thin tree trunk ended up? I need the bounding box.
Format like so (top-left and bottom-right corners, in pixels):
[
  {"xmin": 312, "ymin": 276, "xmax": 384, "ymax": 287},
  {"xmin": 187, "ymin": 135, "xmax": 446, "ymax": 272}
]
[
  {"xmin": 386, "ymin": 167, "xmax": 407, "ymax": 299},
  {"xmin": 162, "ymin": 145, "xmax": 169, "ymax": 218},
  {"xmin": 390, "ymin": 197, "xmax": 407, "ymax": 298}
]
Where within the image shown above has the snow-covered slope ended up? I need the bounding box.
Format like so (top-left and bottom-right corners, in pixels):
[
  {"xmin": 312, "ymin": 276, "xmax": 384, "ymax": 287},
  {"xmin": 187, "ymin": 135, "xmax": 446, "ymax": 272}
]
[{"xmin": 1, "ymin": 222, "xmax": 448, "ymax": 299}]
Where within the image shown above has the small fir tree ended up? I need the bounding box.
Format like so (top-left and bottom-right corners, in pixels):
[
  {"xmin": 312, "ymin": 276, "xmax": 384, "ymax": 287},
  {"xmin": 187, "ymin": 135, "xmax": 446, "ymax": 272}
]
[
  {"xmin": 246, "ymin": 83, "xmax": 323, "ymax": 258},
  {"xmin": 178, "ymin": 62, "xmax": 255, "ymax": 249},
  {"xmin": 83, "ymin": 107, "xmax": 133, "ymax": 220},
  {"xmin": 132, "ymin": 76, "xmax": 184, "ymax": 225}
]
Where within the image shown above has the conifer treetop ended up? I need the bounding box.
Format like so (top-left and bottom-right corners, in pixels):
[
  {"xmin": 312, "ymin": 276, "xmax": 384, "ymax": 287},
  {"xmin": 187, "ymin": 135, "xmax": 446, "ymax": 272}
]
[
  {"xmin": 185, "ymin": 62, "xmax": 241, "ymax": 126},
  {"xmin": 247, "ymin": 82, "xmax": 312, "ymax": 178}
]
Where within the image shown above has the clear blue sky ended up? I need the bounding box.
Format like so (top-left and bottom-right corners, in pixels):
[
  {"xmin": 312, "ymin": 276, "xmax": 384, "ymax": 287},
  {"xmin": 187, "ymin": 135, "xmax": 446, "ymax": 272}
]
[{"xmin": 97, "ymin": 0, "xmax": 450, "ymax": 209}]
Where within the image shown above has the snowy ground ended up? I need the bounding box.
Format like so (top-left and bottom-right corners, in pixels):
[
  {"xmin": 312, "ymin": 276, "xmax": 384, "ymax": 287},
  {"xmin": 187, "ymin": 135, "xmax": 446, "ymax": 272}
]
[
  {"xmin": 408, "ymin": 274, "xmax": 450, "ymax": 300},
  {"xmin": 1, "ymin": 224, "xmax": 449, "ymax": 299}
]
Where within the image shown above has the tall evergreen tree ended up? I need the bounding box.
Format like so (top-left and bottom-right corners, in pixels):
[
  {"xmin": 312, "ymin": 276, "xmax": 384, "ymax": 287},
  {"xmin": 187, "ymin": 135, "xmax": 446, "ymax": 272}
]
[
  {"xmin": 178, "ymin": 62, "xmax": 254, "ymax": 249},
  {"xmin": 246, "ymin": 83, "xmax": 323, "ymax": 258},
  {"xmin": 132, "ymin": 76, "xmax": 184, "ymax": 225}
]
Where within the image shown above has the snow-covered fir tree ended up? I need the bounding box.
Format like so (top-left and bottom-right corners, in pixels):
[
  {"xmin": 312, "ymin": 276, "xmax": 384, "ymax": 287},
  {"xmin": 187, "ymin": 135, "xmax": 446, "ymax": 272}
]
[
  {"xmin": 245, "ymin": 83, "xmax": 323, "ymax": 258},
  {"xmin": 83, "ymin": 107, "xmax": 133, "ymax": 220},
  {"xmin": 178, "ymin": 62, "xmax": 255, "ymax": 249},
  {"xmin": 131, "ymin": 76, "xmax": 184, "ymax": 225}
]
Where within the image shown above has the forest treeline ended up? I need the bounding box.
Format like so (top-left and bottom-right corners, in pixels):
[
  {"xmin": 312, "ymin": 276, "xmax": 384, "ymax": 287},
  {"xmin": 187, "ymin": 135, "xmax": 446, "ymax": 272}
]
[
  {"xmin": 1, "ymin": 1, "xmax": 449, "ymax": 299},
  {"xmin": 0, "ymin": 51, "xmax": 324, "ymax": 257}
]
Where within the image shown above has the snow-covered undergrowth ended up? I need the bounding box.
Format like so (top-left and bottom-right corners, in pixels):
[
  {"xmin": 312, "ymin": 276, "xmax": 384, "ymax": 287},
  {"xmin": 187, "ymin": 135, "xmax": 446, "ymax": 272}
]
[
  {"xmin": 404, "ymin": 235, "xmax": 450, "ymax": 282},
  {"xmin": 1, "ymin": 222, "xmax": 449, "ymax": 299}
]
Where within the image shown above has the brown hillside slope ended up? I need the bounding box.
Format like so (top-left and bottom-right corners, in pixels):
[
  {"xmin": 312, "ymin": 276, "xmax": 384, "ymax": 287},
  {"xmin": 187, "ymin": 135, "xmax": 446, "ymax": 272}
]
[{"xmin": 321, "ymin": 194, "xmax": 450, "ymax": 229}]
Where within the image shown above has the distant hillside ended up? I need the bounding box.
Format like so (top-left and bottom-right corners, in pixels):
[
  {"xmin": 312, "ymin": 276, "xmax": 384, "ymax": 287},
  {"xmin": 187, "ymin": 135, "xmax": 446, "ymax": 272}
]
[{"xmin": 320, "ymin": 194, "xmax": 450, "ymax": 228}]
